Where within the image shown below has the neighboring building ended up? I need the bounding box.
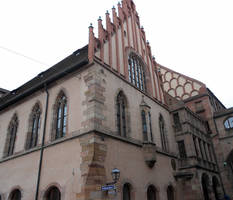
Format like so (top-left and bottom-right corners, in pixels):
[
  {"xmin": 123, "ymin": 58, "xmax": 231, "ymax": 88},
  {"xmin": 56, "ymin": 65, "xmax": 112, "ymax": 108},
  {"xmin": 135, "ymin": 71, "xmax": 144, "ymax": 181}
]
[
  {"xmin": 0, "ymin": 0, "xmax": 232, "ymax": 200},
  {"xmin": 0, "ymin": 88, "xmax": 9, "ymax": 98}
]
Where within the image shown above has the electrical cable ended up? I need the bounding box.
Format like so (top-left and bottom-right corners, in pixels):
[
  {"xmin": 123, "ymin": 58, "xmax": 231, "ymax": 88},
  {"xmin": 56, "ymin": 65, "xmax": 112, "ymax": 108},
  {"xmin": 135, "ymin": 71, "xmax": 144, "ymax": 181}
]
[{"xmin": 0, "ymin": 45, "xmax": 49, "ymax": 66}]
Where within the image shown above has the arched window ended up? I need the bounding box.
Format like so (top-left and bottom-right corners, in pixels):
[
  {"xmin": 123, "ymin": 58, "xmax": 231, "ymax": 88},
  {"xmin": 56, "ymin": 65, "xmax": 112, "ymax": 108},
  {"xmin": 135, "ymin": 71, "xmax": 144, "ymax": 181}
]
[
  {"xmin": 117, "ymin": 91, "xmax": 127, "ymax": 137},
  {"xmin": 167, "ymin": 185, "xmax": 174, "ymax": 200},
  {"xmin": 141, "ymin": 110, "xmax": 148, "ymax": 141},
  {"xmin": 45, "ymin": 186, "xmax": 61, "ymax": 200},
  {"xmin": 128, "ymin": 53, "xmax": 147, "ymax": 92},
  {"xmin": 52, "ymin": 92, "xmax": 67, "ymax": 140},
  {"xmin": 10, "ymin": 189, "xmax": 21, "ymax": 200},
  {"xmin": 147, "ymin": 185, "xmax": 157, "ymax": 200},
  {"xmin": 4, "ymin": 114, "xmax": 18, "ymax": 157},
  {"xmin": 224, "ymin": 117, "xmax": 233, "ymax": 129},
  {"xmin": 159, "ymin": 115, "xmax": 169, "ymax": 152},
  {"xmin": 123, "ymin": 183, "xmax": 131, "ymax": 200},
  {"xmin": 140, "ymin": 96, "xmax": 154, "ymax": 142},
  {"xmin": 26, "ymin": 103, "xmax": 41, "ymax": 149}
]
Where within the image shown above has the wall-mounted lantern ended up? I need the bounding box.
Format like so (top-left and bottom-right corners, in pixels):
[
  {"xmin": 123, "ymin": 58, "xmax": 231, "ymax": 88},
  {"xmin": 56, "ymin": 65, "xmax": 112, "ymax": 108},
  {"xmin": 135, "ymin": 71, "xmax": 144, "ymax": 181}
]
[
  {"xmin": 111, "ymin": 168, "xmax": 120, "ymax": 183},
  {"xmin": 101, "ymin": 168, "xmax": 120, "ymax": 195}
]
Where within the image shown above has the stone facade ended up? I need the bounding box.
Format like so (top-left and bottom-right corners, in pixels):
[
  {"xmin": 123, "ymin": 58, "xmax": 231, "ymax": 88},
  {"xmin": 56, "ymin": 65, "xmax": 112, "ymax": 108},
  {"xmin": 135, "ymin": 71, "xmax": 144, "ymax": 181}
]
[{"xmin": 0, "ymin": 0, "xmax": 232, "ymax": 200}]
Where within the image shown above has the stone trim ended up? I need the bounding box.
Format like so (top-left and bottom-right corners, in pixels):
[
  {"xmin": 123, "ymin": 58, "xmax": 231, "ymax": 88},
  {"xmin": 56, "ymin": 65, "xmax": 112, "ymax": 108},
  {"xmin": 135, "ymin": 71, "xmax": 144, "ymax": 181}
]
[
  {"xmin": 0, "ymin": 128, "xmax": 178, "ymax": 164},
  {"xmin": 82, "ymin": 67, "xmax": 107, "ymax": 131},
  {"xmin": 77, "ymin": 133, "xmax": 107, "ymax": 200}
]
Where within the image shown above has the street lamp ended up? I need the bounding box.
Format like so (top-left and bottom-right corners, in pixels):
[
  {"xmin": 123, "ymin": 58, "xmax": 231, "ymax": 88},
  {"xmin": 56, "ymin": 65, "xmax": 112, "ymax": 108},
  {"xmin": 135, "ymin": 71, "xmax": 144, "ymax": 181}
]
[{"xmin": 111, "ymin": 168, "xmax": 120, "ymax": 183}]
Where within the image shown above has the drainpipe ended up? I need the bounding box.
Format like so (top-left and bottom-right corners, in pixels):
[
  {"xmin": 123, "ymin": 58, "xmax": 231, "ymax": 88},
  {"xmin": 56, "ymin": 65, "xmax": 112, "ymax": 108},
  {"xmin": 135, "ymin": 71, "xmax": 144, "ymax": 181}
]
[
  {"xmin": 35, "ymin": 83, "xmax": 49, "ymax": 200},
  {"xmin": 213, "ymin": 118, "xmax": 226, "ymax": 195}
]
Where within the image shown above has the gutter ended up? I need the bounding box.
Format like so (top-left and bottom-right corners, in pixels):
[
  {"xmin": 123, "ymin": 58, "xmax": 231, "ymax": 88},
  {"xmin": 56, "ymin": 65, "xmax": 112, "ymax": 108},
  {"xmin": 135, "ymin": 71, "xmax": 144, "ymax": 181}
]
[{"xmin": 35, "ymin": 84, "xmax": 49, "ymax": 200}]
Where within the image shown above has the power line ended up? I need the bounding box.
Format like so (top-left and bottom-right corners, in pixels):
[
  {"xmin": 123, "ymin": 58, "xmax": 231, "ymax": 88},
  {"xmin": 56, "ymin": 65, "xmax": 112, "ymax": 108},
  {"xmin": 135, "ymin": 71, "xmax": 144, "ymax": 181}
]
[{"xmin": 0, "ymin": 46, "xmax": 49, "ymax": 67}]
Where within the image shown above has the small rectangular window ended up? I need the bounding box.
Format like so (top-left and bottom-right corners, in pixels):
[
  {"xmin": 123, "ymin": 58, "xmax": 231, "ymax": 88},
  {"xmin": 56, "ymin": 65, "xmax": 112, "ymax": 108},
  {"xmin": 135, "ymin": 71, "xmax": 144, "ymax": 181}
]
[
  {"xmin": 173, "ymin": 113, "xmax": 181, "ymax": 131},
  {"xmin": 177, "ymin": 140, "xmax": 187, "ymax": 158}
]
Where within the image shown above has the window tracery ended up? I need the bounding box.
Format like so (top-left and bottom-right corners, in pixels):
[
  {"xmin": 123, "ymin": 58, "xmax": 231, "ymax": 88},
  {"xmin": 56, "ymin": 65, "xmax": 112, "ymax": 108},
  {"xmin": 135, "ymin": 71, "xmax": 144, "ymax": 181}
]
[
  {"xmin": 52, "ymin": 91, "xmax": 68, "ymax": 140},
  {"xmin": 4, "ymin": 114, "xmax": 18, "ymax": 157},
  {"xmin": 116, "ymin": 91, "xmax": 127, "ymax": 137},
  {"xmin": 128, "ymin": 53, "xmax": 147, "ymax": 92},
  {"xmin": 26, "ymin": 103, "xmax": 41, "ymax": 149},
  {"xmin": 140, "ymin": 96, "xmax": 153, "ymax": 143}
]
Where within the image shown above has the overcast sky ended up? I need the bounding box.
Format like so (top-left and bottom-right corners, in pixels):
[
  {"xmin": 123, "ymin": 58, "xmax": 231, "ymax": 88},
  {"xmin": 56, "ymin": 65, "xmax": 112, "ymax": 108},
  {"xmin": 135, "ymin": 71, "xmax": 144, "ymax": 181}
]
[{"xmin": 0, "ymin": 0, "xmax": 232, "ymax": 108}]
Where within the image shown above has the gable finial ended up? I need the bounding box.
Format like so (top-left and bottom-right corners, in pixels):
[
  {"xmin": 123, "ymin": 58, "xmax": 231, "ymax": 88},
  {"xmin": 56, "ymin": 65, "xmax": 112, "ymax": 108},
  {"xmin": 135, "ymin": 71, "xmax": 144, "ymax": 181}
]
[{"xmin": 89, "ymin": 23, "xmax": 93, "ymax": 28}]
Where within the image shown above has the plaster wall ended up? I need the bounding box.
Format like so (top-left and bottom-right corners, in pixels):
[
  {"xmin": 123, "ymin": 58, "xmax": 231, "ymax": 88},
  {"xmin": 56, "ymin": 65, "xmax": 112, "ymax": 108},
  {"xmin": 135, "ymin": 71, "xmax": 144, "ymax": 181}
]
[
  {"xmin": 0, "ymin": 138, "xmax": 82, "ymax": 200},
  {"xmin": 0, "ymin": 70, "xmax": 87, "ymax": 158},
  {"xmin": 96, "ymin": 63, "xmax": 177, "ymax": 154},
  {"xmin": 104, "ymin": 137, "xmax": 177, "ymax": 200}
]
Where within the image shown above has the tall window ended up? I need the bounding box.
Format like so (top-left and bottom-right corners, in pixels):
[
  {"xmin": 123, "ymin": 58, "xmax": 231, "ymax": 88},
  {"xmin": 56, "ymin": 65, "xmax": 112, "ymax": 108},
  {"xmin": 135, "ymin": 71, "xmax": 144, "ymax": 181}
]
[
  {"xmin": 224, "ymin": 117, "xmax": 233, "ymax": 129},
  {"xmin": 54, "ymin": 92, "xmax": 67, "ymax": 140},
  {"xmin": 167, "ymin": 185, "xmax": 175, "ymax": 200},
  {"xmin": 117, "ymin": 91, "xmax": 127, "ymax": 137},
  {"xmin": 141, "ymin": 110, "xmax": 148, "ymax": 141},
  {"xmin": 198, "ymin": 139, "xmax": 204, "ymax": 159},
  {"xmin": 193, "ymin": 136, "xmax": 199, "ymax": 158},
  {"xmin": 26, "ymin": 104, "xmax": 41, "ymax": 149},
  {"xmin": 46, "ymin": 186, "xmax": 61, "ymax": 200},
  {"xmin": 4, "ymin": 114, "xmax": 18, "ymax": 157},
  {"xmin": 140, "ymin": 96, "xmax": 154, "ymax": 143},
  {"xmin": 148, "ymin": 112, "xmax": 153, "ymax": 142},
  {"xmin": 10, "ymin": 189, "xmax": 21, "ymax": 200},
  {"xmin": 177, "ymin": 140, "xmax": 187, "ymax": 158},
  {"xmin": 147, "ymin": 185, "xmax": 157, "ymax": 200},
  {"xmin": 123, "ymin": 183, "xmax": 131, "ymax": 200},
  {"xmin": 128, "ymin": 53, "xmax": 147, "ymax": 92},
  {"xmin": 159, "ymin": 115, "xmax": 169, "ymax": 152},
  {"xmin": 173, "ymin": 113, "xmax": 181, "ymax": 131},
  {"xmin": 207, "ymin": 144, "xmax": 213, "ymax": 162}
]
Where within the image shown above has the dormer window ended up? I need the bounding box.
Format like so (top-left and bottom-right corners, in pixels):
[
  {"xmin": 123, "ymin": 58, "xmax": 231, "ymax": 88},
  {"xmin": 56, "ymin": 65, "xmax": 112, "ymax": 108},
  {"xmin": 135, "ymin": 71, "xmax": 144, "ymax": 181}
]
[{"xmin": 128, "ymin": 53, "xmax": 146, "ymax": 92}]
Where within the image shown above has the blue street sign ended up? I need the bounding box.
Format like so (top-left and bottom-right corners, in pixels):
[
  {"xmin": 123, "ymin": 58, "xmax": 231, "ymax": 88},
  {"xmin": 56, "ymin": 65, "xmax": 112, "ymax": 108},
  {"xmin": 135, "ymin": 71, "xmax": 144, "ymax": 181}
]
[{"xmin": 101, "ymin": 185, "xmax": 116, "ymax": 191}]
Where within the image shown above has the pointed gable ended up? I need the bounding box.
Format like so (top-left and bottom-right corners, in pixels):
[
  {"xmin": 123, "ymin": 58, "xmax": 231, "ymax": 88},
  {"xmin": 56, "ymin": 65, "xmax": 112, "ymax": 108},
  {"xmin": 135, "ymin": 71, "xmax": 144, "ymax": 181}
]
[{"xmin": 88, "ymin": 0, "xmax": 164, "ymax": 103}]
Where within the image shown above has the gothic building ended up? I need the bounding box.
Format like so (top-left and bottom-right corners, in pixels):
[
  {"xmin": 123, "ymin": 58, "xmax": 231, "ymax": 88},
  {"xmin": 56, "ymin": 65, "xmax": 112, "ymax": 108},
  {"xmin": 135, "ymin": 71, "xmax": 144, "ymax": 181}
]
[{"xmin": 0, "ymin": 0, "xmax": 232, "ymax": 200}]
